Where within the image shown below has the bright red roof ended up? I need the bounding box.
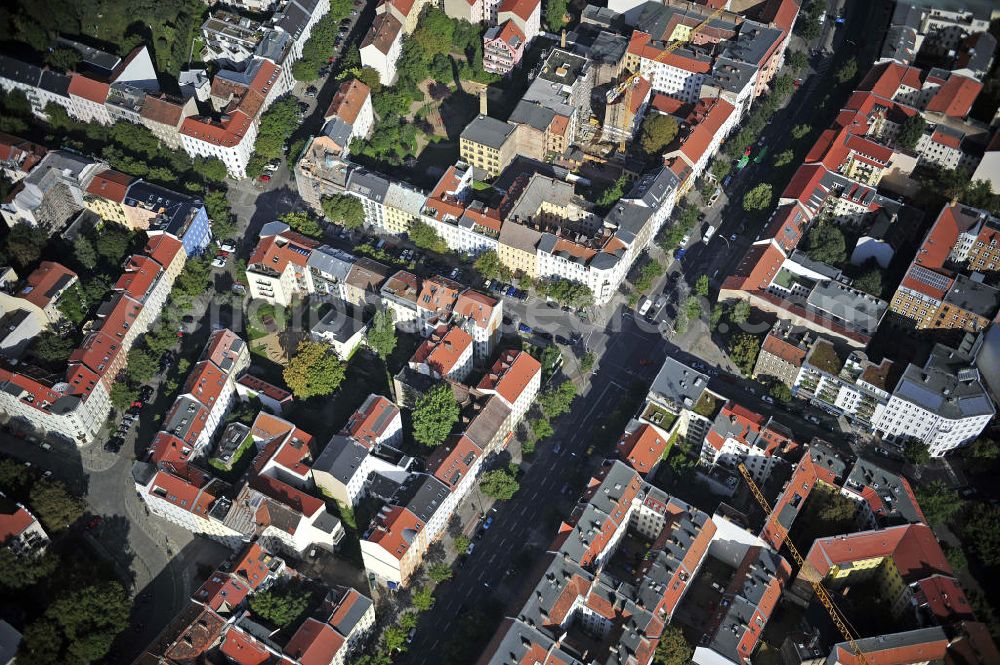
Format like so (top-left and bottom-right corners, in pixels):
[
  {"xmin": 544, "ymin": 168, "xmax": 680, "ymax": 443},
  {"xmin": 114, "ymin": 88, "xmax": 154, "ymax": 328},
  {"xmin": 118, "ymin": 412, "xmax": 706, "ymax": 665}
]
[
  {"xmin": 68, "ymin": 73, "xmax": 110, "ymax": 103},
  {"xmin": 144, "ymin": 234, "xmax": 185, "ymax": 268},
  {"xmin": 114, "ymin": 255, "xmax": 162, "ymax": 301},
  {"xmin": 926, "ymin": 75, "xmax": 981, "ymax": 118},
  {"xmin": 426, "ymin": 434, "xmax": 483, "ymax": 489},
  {"xmin": 251, "ymin": 474, "xmax": 324, "ymax": 517},
  {"xmin": 477, "ymin": 349, "xmax": 541, "ymax": 406},
  {"xmin": 0, "ymin": 502, "xmax": 35, "ymax": 542},
  {"xmin": 86, "ymin": 169, "xmax": 133, "ymax": 202},
  {"xmin": 498, "ymin": 0, "xmax": 539, "ymax": 22},
  {"xmin": 220, "ymin": 626, "xmax": 273, "ymax": 665},
  {"xmin": 21, "ymin": 261, "xmax": 77, "ymax": 309},
  {"xmin": 616, "ymin": 424, "xmax": 667, "ymax": 473},
  {"xmin": 285, "ymin": 618, "xmax": 345, "ymax": 665}
]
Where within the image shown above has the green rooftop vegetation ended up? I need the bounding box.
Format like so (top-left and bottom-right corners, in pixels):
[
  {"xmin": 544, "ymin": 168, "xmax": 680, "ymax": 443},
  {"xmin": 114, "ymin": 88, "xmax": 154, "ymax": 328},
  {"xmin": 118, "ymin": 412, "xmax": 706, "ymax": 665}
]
[
  {"xmin": 693, "ymin": 392, "xmax": 721, "ymax": 419},
  {"xmin": 808, "ymin": 341, "xmax": 845, "ymax": 375}
]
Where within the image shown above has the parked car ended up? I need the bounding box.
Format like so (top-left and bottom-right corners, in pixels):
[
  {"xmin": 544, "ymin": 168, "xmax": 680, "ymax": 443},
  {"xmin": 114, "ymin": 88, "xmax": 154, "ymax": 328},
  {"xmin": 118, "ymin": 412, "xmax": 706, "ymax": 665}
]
[
  {"xmin": 219, "ymin": 241, "xmax": 237, "ymax": 253},
  {"xmin": 483, "ymin": 516, "xmax": 494, "ymax": 530},
  {"xmin": 762, "ymin": 395, "xmax": 775, "ymax": 404},
  {"xmin": 211, "ymin": 256, "xmax": 227, "ymax": 269},
  {"xmin": 637, "ymin": 298, "xmax": 653, "ymax": 316},
  {"xmin": 259, "ymin": 174, "xmax": 271, "ymax": 183},
  {"xmin": 465, "ymin": 542, "xmax": 475, "ymax": 556},
  {"xmin": 305, "ymin": 85, "xmax": 318, "ymax": 97}
]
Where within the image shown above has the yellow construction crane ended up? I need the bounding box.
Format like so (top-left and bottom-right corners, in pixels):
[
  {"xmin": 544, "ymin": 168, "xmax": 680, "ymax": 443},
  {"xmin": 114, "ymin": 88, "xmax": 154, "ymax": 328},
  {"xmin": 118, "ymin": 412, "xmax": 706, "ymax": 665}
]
[{"xmin": 737, "ymin": 464, "xmax": 873, "ymax": 665}]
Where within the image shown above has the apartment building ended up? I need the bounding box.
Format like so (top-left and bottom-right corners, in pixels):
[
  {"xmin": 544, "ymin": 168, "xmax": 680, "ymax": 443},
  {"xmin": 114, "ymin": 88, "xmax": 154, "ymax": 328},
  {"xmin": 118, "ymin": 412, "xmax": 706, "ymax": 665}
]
[
  {"xmin": 460, "ymin": 115, "xmax": 519, "ymax": 178},
  {"xmin": 701, "ymin": 401, "xmax": 795, "ymax": 484},
  {"xmin": 792, "ymin": 340, "xmax": 897, "ymax": 431},
  {"xmin": 246, "ymin": 223, "xmax": 321, "ymax": 306},
  {"xmin": 323, "ymin": 79, "xmax": 374, "ymax": 144},
  {"xmin": 0, "ymin": 235, "xmax": 185, "ymax": 445},
  {"xmin": 83, "ymin": 169, "xmax": 134, "ymax": 227},
  {"xmin": 2, "ymin": 261, "xmax": 79, "ymax": 326},
  {"xmin": 201, "ymin": 10, "xmax": 265, "ymax": 65},
  {"xmin": 890, "ymin": 204, "xmax": 1000, "ymax": 334},
  {"xmin": 408, "ymin": 325, "xmax": 474, "ymax": 382},
  {"xmin": 483, "ymin": 21, "xmax": 527, "ymax": 76},
  {"xmin": 360, "ymin": 14, "xmax": 404, "ymax": 85},
  {"xmin": 1, "ymin": 150, "xmax": 103, "ymax": 232},
  {"xmin": 751, "ymin": 322, "xmax": 810, "ymax": 387},
  {"xmin": 873, "ymin": 339, "xmax": 994, "ymax": 456},
  {"xmin": 475, "ymin": 349, "xmax": 541, "ymax": 424}
]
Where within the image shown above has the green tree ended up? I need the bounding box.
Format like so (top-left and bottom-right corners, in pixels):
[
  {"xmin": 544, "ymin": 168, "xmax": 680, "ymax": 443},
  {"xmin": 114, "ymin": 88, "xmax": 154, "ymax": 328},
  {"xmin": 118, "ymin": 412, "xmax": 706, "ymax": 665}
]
[
  {"xmin": 5, "ymin": 223, "xmax": 47, "ymax": 268},
  {"xmin": 126, "ymin": 348, "xmax": 160, "ymax": 383},
  {"xmin": 204, "ymin": 190, "xmax": 236, "ymax": 239},
  {"xmin": 536, "ymin": 278, "xmax": 593, "ymax": 309},
  {"xmin": 473, "ymin": 250, "xmax": 512, "ymax": 281},
  {"xmin": 412, "ymin": 586, "xmax": 435, "ymax": 611},
  {"xmin": 901, "ymin": 439, "xmax": 931, "ymax": 466},
  {"xmin": 0, "ymin": 548, "xmax": 58, "ymax": 589},
  {"xmin": 427, "ymin": 562, "xmax": 453, "ymax": 583},
  {"xmin": 595, "ymin": 175, "xmax": 629, "ymax": 208},
  {"xmin": 742, "ymin": 183, "xmax": 773, "ymax": 214},
  {"xmin": 728, "ymin": 333, "xmax": 761, "ymax": 376},
  {"xmin": 730, "ymin": 299, "xmax": 751, "ymax": 324},
  {"xmin": 798, "ymin": 17, "xmax": 822, "ymax": 41},
  {"xmin": 638, "ymin": 114, "xmax": 680, "ymax": 157},
  {"xmin": 853, "ymin": 267, "xmax": 884, "ymax": 297},
  {"xmin": 31, "ymin": 331, "xmax": 75, "ymax": 365},
  {"xmin": 454, "ymin": 535, "xmax": 471, "ymax": 554},
  {"xmin": 249, "ymin": 585, "xmax": 310, "ymax": 627},
  {"xmin": 786, "ymin": 50, "xmax": 809, "ymax": 71},
  {"xmin": 283, "ymin": 340, "xmax": 347, "ymax": 399},
  {"xmin": 480, "ymin": 468, "xmax": 520, "ymax": 500},
  {"xmin": 45, "ymin": 47, "xmax": 81, "ymax": 71},
  {"xmin": 791, "ymin": 124, "xmax": 811, "ymax": 139},
  {"xmin": 654, "ymin": 626, "xmax": 693, "ymax": 665},
  {"xmin": 193, "ymin": 157, "xmax": 228, "ymax": 183},
  {"xmin": 817, "ymin": 492, "xmax": 858, "ymax": 529},
  {"xmin": 280, "ymin": 211, "xmax": 324, "ymax": 239},
  {"xmin": 367, "ymin": 308, "xmax": 397, "ymax": 359},
  {"xmin": 896, "ymin": 114, "xmax": 926, "ymax": 151},
  {"xmin": 773, "ymin": 149, "xmax": 795, "ymax": 167},
  {"xmin": 530, "ymin": 418, "xmax": 554, "ymax": 440},
  {"xmin": 538, "ymin": 381, "xmax": 577, "ymax": 418},
  {"xmin": 95, "ymin": 224, "xmax": 132, "ymax": 262},
  {"xmin": 0, "ymin": 458, "xmax": 31, "ymax": 497},
  {"xmin": 915, "ymin": 481, "xmax": 963, "ymax": 527},
  {"xmin": 804, "ymin": 220, "xmax": 846, "ymax": 265},
  {"xmin": 961, "ymin": 503, "xmax": 1000, "ymax": 566},
  {"xmin": 18, "ymin": 619, "xmax": 63, "ymax": 665},
  {"xmin": 545, "ymin": 0, "xmax": 569, "ymax": 31},
  {"xmin": 384, "ymin": 625, "xmax": 409, "ymax": 652},
  {"xmin": 29, "ymin": 480, "xmax": 84, "ymax": 531},
  {"xmin": 412, "ymin": 8, "xmax": 455, "ymax": 56},
  {"xmin": 321, "ymin": 194, "xmax": 365, "ymax": 230},
  {"xmin": 251, "ymin": 97, "xmax": 300, "ymax": 167},
  {"xmin": 836, "ymin": 57, "xmax": 858, "ymax": 84},
  {"xmin": 409, "ymin": 220, "xmax": 449, "ymax": 253},
  {"xmin": 695, "ymin": 275, "xmax": 710, "ymax": 297},
  {"xmin": 768, "ymin": 382, "xmax": 793, "ymax": 404},
  {"xmin": 967, "ymin": 437, "xmax": 1000, "ymax": 460},
  {"xmin": 412, "ymin": 383, "xmax": 460, "ymax": 446},
  {"xmin": 580, "ymin": 352, "xmax": 595, "ymax": 373},
  {"xmin": 73, "ymin": 235, "xmax": 98, "ymax": 270},
  {"xmin": 110, "ymin": 381, "xmax": 139, "ymax": 411}
]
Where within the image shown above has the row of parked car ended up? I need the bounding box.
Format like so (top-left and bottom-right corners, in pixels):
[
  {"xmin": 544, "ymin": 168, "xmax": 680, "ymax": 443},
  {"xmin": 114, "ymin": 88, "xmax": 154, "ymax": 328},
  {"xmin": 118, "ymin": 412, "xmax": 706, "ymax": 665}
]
[{"xmin": 483, "ymin": 280, "xmax": 527, "ymax": 301}]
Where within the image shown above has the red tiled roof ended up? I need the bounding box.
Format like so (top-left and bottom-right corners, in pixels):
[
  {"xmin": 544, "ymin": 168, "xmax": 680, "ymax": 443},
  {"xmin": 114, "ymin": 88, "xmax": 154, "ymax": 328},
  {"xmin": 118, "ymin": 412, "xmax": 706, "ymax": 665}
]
[
  {"xmin": 931, "ymin": 128, "xmax": 962, "ymax": 149},
  {"xmin": 86, "ymin": 168, "xmax": 133, "ymax": 202},
  {"xmin": 0, "ymin": 502, "xmax": 35, "ymax": 542},
  {"xmin": 760, "ymin": 333, "xmax": 807, "ymax": 367},
  {"xmin": 649, "ymin": 94, "xmax": 692, "ymax": 117},
  {"xmin": 237, "ymin": 374, "xmax": 292, "ymax": 404},
  {"xmin": 361, "ymin": 13, "xmax": 402, "ymax": 56},
  {"xmin": 183, "ymin": 360, "xmax": 227, "ymax": 410},
  {"xmin": 857, "ymin": 62, "xmax": 925, "ymax": 99},
  {"xmin": 141, "ymin": 94, "xmax": 186, "ymax": 127},
  {"xmin": 365, "ymin": 505, "xmax": 421, "ymax": 560},
  {"xmin": 426, "ymin": 434, "xmax": 483, "ymax": 489},
  {"xmin": 248, "ymin": 235, "xmax": 313, "ymax": 274},
  {"xmin": 411, "ymin": 325, "xmax": 472, "ymax": 376},
  {"xmin": 498, "ymin": 0, "xmax": 539, "ymax": 22},
  {"xmin": 722, "ymin": 241, "xmax": 785, "ymax": 292},
  {"xmin": 144, "ymin": 234, "xmax": 185, "ymax": 269},
  {"xmin": 0, "ymin": 132, "xmax": 46, "ymax": 173},
  {"xmin": 678, "ymin": 98, "xmax": 735, "ymax": 165},
  {"xmin": 220, "ymin": 626, "xmax": 273, "ymax": 665},
  {"xmin": 114, "ymin": 255, "xmax": 162, "ymax": 301},
  {"xmin": 489, "ymin": 19, "xmax": 526, "ymax": 50},
  {"xmin": 149, "ymin": 470, "xmax": 217, "ymax": 516},
  {"xmin": 21, "ymin": 261, "xmax": 77, "ymax": 309},
  {"xmin": 68, "ymin": 73, "xmax": 110, "ymax": 104},
  {"xmin": 93, "ymin": 293, "xmax": 143, "ymax": 343},
  {"xmin": 180, "ymin": 110, "xmax": 254, "ymax": 148},
  {"xmin": 616, "ymin": 423, "xmax": 667, "ymax": 473},
  {"xmin": 806, "ymin": 524, "xmax": 951, "ymax": 581},
  {"xmin": 69, "ymin": 331, "xmax": 122, "ymax": 376},
  {"xmin": 342, "ymin": 395, "xmax": 399, "ymax": 448},
  {"xmin": 913, "ymin": 575, "xmax": 974, "ymax": 623},
  {"xmin": 149, "ymin": 432, "xmax": 193, "ymax": 466},
  {"xmin": 232, "ymin": 542, "xmax": 275, "ymax": 590},
  {"xmin": 285, "ymin": 618, "xmax": 345, "ymax": 665},
  {"xmin": 476, "ymin": 349, "xmax": 541, "ymax": 407},
  {"xmin": 455, "ymin": 289, "xmax": 498, "ymax": 328},
  {"xmin": 926, "ymin": 75, "xmax": 982, "ymax": 118},
  {"xmin": 325, "ymin": 79, "xmax": 371, "ymax": 126},
  {"xmin": 250, "ymin": 474, "xmax": 324, "ymax": 517}
]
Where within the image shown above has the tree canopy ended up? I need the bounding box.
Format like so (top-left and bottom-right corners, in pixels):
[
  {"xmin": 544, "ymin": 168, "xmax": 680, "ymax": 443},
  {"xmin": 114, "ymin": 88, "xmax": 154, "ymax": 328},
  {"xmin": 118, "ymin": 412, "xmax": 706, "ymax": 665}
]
[
  {"xmin": 896, "ymin": 114, "xmax": 927, "ymax": 151},
  {"xmin": 367, "ymin": 308, "xmax": 397, "ymax": 359},
  {"xmin": 283, "ymin": 340, "xmax": 347, "ymax": 399},
  {"xmin": 29, "ymin": 480, "xmax": 85, "ymax": 531},
  {"xmin": 280, "ymin": 211, "xmax": 324, "ymax": 239},
  {"xmin": 742, "ymin": 183, "xmax": 773, "ymax": 214},
  {"xmin": 538, "ymin": 381, "xmax": 577, "ymax": 419},
  {"xmin": 248, "ymin": 97, "xmax": 300, "ymax": 176},
  {"xmin": 902, "ymin": 439, "xmax": 931, "ymax": 466},
  {"xmin": 638, "ymin": 114, "xmax": 680, "ymax": 158},
  {"xmin": 545, "ymin": 0, "xmax": 570, "ymax": 31},
  {"xmin": 536, "ymin": 278, "xmax": 593, "ymax": 309},
  {"xmin": 473, "ymin": 250, "xmax": 512, "ymax": 281},
  {"xmin": 915, "ymin": 481, "xmax": 963, "ymax": 527},
  {"xmin": 412, "ymin": 383, "xmax": 460, "ymax": 446},
  {"xmin": 728, "ymin": 333, "xmax": 761, "ymax": 376},
  {"xmin": 249, "ymin": 585, "xmax": 311, "ymax": 627},
  {"xmin": 960, "ymin": 503, "xmax": 1000, "ymax": 566},
  {"xmin": 654, "ymin": 626, "xmax": 693, "ymax": 665},
  {"xmin": 321, "ymin": 194, "xmax": 365, "ymax": 230},
  {"xmin": 804, "ymin": 220, "xmax": 847, "ymax": 265},
  {"xmin": 480, "ymin": 468, "xmax": 520, "ymax": 500},
  {"xmin": 408, "ymin": 220, "xmax": 450, "ymax": 254},
  {"xmin": 852, "ymin": 266, "xmax": 884, "ymax": 297}
]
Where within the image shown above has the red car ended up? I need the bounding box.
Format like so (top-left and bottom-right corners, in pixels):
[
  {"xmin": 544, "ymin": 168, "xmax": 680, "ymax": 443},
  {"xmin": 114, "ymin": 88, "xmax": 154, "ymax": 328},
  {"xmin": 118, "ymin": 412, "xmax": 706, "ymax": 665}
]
[
  {"xmin": 131, "ymin": 400, "xmax": 143, "ymax": 409},
  {"xmin": 259, "ymin": 174, "xmax": 271, "ymax": 183}
]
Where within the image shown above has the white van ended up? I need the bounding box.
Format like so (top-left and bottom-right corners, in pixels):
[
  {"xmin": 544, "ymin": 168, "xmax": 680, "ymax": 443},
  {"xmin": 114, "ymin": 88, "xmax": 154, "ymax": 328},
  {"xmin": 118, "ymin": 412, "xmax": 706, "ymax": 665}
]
[{"xmin": 638, "ymin": 298, "xmax": 653, "ymax": 316}]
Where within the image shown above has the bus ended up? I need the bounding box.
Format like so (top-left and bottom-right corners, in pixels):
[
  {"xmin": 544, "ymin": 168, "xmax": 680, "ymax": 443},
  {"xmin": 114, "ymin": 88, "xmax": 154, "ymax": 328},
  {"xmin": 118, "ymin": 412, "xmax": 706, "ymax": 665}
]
[{"xmin": 753, "ymin": 146, "xmax": 768, "ymax": 164}]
